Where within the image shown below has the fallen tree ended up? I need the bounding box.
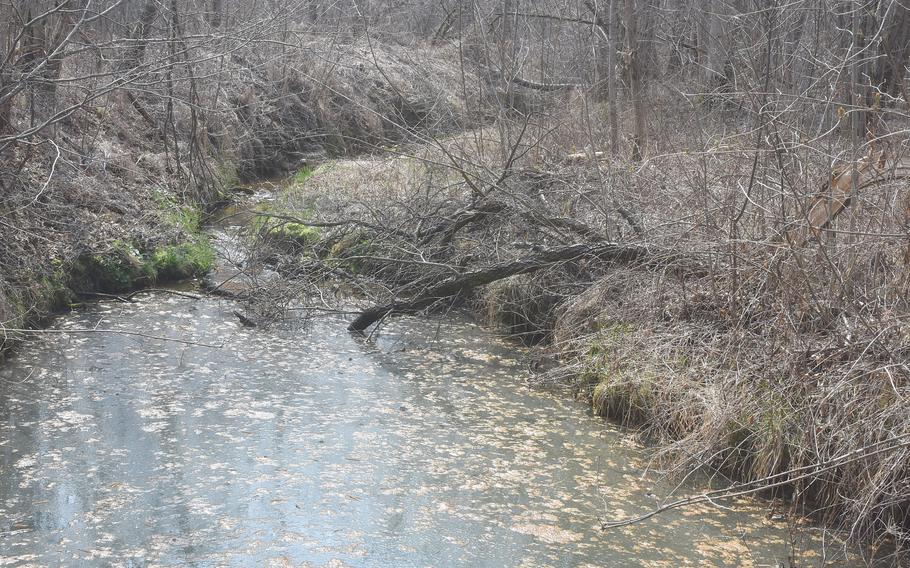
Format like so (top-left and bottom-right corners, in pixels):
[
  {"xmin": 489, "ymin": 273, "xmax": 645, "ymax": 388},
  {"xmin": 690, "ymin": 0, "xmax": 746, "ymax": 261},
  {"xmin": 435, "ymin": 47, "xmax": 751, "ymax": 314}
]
[{"xmin": 348, "ymin": 241, "xmax": 647, "ymax": 331}]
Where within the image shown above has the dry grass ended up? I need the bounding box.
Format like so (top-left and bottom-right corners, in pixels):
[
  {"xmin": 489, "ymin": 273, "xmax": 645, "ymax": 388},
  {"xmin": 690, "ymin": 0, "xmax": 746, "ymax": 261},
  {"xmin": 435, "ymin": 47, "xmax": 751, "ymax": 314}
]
[{"xmin": 540, "ymin": 106, "xmax": 910, "ymax": 555}]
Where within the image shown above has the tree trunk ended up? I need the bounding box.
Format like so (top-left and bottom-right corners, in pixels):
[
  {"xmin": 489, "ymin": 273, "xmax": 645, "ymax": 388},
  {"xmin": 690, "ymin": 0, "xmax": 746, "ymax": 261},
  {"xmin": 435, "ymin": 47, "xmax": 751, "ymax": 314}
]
[
  {"xmin": 607, "ymin": 0, "xmax": 619, "ymax": 153},
  {"xmin": 624, "ymin": 0, "xmax": 645, "ymax": 161},
  {"xmin": 117, "ymin": 2, "xmax": 159, "ymax": 129},
  {"xmin": 852, "ymin": 5, "xmax": 867, "ymax": 141},
  {"xmin": 209, "ymin": 0, "xmax": 224, "ymax": 28},
  {"xmin": 118, "ymin": 2, "xmax": 158, "ymax": 77},
  {"xmin": 875, "ymin": 1, "xmax": 910, "ymax": 98},
  {"xmin": 586, "ymin": 0, "xmax": 619, "ymax": 153}
]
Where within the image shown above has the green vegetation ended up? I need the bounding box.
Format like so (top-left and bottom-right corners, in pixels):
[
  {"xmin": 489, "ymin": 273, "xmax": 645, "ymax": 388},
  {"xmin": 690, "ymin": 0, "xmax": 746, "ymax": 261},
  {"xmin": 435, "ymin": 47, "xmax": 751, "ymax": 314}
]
[
  {"xmin": 79, "ymin": 241, "xmax": 155, "ymax": 292},
  {"xmin": 73, "ymin": 195, "xmax": 215, "ymax": 294},
  {"xmin": 215, "ymin": 159, "xmax": 240, "ymax": 194},
  {"xmin": 294, "ymin": 165, "xmax": 316, "ymax": 184},
  {"xmin": 591, "ymin": 373, "xmax": 654, "ymax": 425},
  {"xmin": 577, "ymin": 320, "xmax": 810, "ymax": 488},
  {"xmin": 151, "ymin": 237, "xmax": 216, "ymax": 281},
  {"xmin": 153, "ymin": 192, "xmax": 205, "ymax": 234},
  {"xmin": 264, "ymin": 221, "xmax": 321, "ymax": 246},
  {"xmin": 327, "ymin": 231, "xmax": 374, "ymax": 273},
  {"xmin": 252, "ymin": 202, "xmax": 321, "ymax": 250},
  {"xmin": 73, "ymin": 236, "xmax": 214, "ymax": 294},
  {"xmin": 577, "ymin": 323, "xmax": 655, "ymax": 423}
]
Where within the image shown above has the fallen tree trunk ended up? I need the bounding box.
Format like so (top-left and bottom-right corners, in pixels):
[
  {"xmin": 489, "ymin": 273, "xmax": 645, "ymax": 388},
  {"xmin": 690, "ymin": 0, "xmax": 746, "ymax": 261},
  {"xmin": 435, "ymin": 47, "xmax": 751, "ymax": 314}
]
[{"xmin": 348, "ymin": 242, "xmax": 647, "ymax": 332}]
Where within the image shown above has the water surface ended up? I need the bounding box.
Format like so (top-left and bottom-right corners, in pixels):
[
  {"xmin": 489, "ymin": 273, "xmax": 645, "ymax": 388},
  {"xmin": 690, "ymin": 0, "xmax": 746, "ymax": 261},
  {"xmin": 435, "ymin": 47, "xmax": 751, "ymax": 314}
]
[{"xmin": 0, "ymin": 297, "xmax": 859, "ymax": 566}]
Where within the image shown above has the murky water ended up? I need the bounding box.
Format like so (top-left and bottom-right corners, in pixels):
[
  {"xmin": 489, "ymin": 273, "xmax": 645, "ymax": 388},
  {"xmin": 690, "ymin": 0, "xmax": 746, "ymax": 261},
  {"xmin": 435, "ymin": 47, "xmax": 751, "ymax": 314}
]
[{"xmin": 0, "ymin": 296, "xmax": 862, "ymax": 567}]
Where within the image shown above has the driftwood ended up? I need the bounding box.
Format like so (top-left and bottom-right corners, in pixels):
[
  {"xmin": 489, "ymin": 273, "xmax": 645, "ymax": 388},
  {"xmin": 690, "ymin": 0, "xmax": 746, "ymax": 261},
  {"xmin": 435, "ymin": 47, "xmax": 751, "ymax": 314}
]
[
  {"xmin": 348, "ymin": 242, "xmax": 647, "ymax": 331},
  {"xmin": 788, "ymin": 153, "xmax": 910, "ymax": 246}
]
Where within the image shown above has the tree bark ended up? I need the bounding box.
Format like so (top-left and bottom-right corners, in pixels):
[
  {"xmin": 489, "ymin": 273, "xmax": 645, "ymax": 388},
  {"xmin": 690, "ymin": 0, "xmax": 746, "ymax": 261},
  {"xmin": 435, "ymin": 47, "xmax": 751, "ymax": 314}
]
[
  {"xmin": 607, "ymin": 0, "xmax": 619, "ymax": 154},
  {"xmin": 117, "ymin": 2, "xmax": 159, "ymax": 130},
  {"xmin": 210, "ymin": 0, "xmax": 224, "ymax": 28},
  {"xmin": 587, "ymin": 0, "xmax": 620, "ymax": 153}
]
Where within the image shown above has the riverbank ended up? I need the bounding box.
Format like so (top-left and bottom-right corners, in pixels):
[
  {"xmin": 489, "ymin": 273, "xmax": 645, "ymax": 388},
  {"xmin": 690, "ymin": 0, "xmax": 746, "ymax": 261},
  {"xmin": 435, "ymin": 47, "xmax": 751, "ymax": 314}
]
[
  {"xmin": 2, "ymin": 18, "xmax": 907, "ymax": 561},
  {"xmin": 0, "ymin": 37, "xmax": 474, "ymax": 359},
  {"xmin": 0, "ymin": 149, "xmax": 218, "ymax": 358},
  {"xmin": 549, "ymin": 265, "xmax": 910, "ymax": 547}
]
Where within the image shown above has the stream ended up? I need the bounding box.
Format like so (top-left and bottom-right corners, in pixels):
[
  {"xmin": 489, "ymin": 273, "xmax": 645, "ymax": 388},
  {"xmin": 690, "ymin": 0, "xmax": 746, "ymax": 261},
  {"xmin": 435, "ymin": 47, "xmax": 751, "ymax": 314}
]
[{"xmin": 0, "ymin": 189, "xmax": 865, "ymax": 567}]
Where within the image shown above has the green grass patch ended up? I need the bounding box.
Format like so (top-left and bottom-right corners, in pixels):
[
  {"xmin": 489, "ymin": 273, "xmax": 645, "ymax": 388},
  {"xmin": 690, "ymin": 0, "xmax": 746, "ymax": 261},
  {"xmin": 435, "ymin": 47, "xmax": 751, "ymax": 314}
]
[
  {"xmin": 591, "ymin": 372, "xmax": 655, "ymax": 424},
  {"xmin": 152, "ymin": 190, "xmax": 205, "ymax": 233},
  {"xmin": 294, "ymin": 165, "xmax": 316, "ymax": 184},
  {"xmin": 292, "ymin": 162, "xmax": 335, "ymax": 186},
  {"xmin": 150, "ymin": 237, "xmax": 215, "ymax": 281},
  {"xmin": 215, "ymin": 159, "xmax": 239, "ymax": 194}
]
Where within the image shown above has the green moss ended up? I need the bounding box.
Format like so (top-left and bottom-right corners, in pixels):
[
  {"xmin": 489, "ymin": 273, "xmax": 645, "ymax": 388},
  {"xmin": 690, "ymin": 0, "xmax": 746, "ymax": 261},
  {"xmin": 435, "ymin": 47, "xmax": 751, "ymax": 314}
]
[
  {"xmin": 1, "ymin": 189, "xmax": 217, "ymax": 358},
  {"xmin": 150, "ymin": 237, "xmax": 215, "ymax": 281},
  {"xmin": 35, "ymin": 274, "xmax": 71, "ymax": 314},
  {"xmin": 252, "ymin": 204, "xmax": 321, "ymax": 250},
  {"xmin": 71, "ymin": 236, "xmax": 213, "ymax": 293},
  {"xmin": 75, "ymin": 241, "xmax": 152, "ymax": 292},
  {"xmin": 266, "ymin": 222, "xmax": 321, "ymax": 246}
]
